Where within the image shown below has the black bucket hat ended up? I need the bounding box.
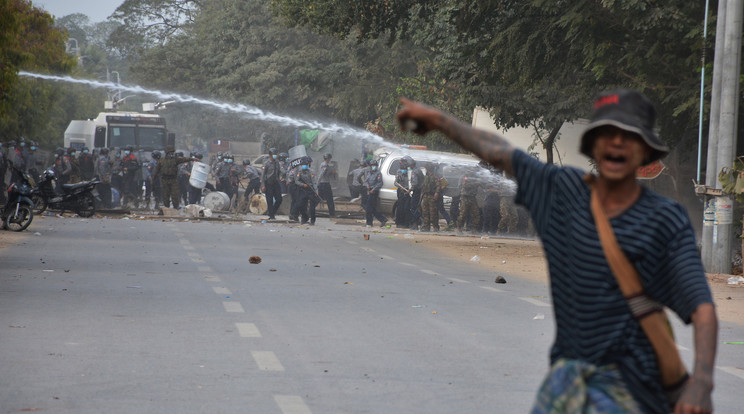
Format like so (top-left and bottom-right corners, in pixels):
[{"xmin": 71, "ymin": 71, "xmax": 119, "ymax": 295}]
[{"xmin": 580, "ymin": 89, "xmax": 669, "ymax": 165}]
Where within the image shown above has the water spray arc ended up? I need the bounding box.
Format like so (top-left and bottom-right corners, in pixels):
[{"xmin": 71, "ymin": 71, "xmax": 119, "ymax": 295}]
[{"xmin": 19, "ymin": 71, "xmax": 386, "ymax": 144}]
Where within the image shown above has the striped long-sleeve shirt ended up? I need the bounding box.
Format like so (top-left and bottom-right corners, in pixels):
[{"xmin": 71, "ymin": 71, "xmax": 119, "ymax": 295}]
[{"xmin": 512, "ymin": 149, "xmax": 712, "ymax": 414}]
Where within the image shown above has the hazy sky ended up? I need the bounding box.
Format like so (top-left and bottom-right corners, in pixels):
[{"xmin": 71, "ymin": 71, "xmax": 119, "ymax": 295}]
[{"xmin": 32, "ymin": 0, "xmax": 123, "ymax": 22}]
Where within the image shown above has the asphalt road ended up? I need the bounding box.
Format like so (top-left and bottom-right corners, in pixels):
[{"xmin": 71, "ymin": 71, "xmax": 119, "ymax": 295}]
[{"xmin": 1, "ymin": 215, "xmax": 743, "ymax": 413}]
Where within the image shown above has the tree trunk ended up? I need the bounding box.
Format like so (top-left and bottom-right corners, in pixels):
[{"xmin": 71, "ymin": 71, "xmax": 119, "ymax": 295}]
[{"xmin": 543, "ymin": 124, "xmax": 562, "ymax": 165}]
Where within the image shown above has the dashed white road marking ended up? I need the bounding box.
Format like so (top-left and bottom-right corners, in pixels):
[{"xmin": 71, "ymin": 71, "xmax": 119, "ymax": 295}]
[
  {"xmin": 447, "ymin": 277, "xmax": 471, "ymax": 284},
  {"xmin": 222, "ymin": 301, "xmax": 245, "ymax": 313},
  {"xmin": 235, "ymin": 323, "xmax": 262, "ymax": 338},
  {"xmin": 400, "ymin": 262, "xmax": 416, "ymax": 267},
  {"xmin": 274, "ymin": 395, "xmax": 312, "ymax": 414},
  {"xmin": 179, "ymin": 239, "xmax": 190, "ymax": 245},
  {"xmin": 212, "ymin": 287, "xmax": 232, "ymax": 295},
  {"xmin": 380, "ymin": 255, "xmax": 394, "ymax": 260},
  {"xmin": 252, "ymin": 351, "xmax": 284, "ymax": 371},
  {"xmin": 204, "ymin": 275, "xmax": 221, "ymax": 282},
  {"xmin": 718, "ymin": 366, "xmax": 744, "ymax": 380},
  {"xmin": 480, "ymin": 286, "xmax": 505, "ymax": 293},
  {"xmin": 198, "ymin": 266, "xmax": 213, "ymax": 273},
  {"xmin": 182, "ymin": 245, "xmax": 195, "ymax": 251},
  {"xmin": 519, "ymin": 297, "xmax": 551, "ymax": 307},
  {"xmin": 361, "ymin": 247, "xmax": 376, "ymax": 253},
  {"xmin": 347, "ymin": 241, "xmax": 358, "ymax": 245},
  {"xmin": 174, "ymin": 232, "xmax": 185, "ymax": 238},
  {"xmin": 420, "ymin": 269, "xmax": 438, "ymax": 276}
]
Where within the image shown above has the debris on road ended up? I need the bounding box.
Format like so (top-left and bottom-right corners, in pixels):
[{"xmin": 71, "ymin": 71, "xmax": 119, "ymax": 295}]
[
  {"xmin": 495, "ymin": 275, "xmax": 507, "ymax": 284},
  {"xmin": 249, "ymin": 255, "xmax": 262, "ymax": 264}
]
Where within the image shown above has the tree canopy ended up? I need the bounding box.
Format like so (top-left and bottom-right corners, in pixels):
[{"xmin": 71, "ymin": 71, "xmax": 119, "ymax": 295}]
[
  {"xmin": 0, "ymin": 0, "xmax": 76, "ymax": 146},
  {"xmin": 272, "ymin": 0, "xmax": 715, "ymax": 159}
]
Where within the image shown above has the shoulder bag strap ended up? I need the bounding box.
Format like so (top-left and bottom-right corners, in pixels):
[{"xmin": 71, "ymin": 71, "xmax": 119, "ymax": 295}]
[{"xmin": 585, "ymin": 175, "xmax": 688, "ymax": 391}]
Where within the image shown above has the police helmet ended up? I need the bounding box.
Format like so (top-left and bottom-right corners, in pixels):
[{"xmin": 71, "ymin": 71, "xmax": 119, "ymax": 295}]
[
  {"xmin": 195, "ymin": 153, "xmax": 203, "ymax": 160},
  {"xmin": 67, "ymin": 147, "xmax": 76, "ymax": 154},
  {"xmin": 269, "ymin": 147, "xmax": 277, "ymax": 155},
  {"xmin": 54, "ymin": 147, "xmax": 65, "ymax": 156},
  {"xmin": 368, "ymin": 159, "xmax": 378, "ymax": 167},
  {"xmin": 279, "ymin": 152, "xmax": 288, "ymax": 160},
  {"xmin": 151, "ymin": 151, "xmax": 161, "ymax": 159},
  {"xmin": 176, "ymin": 151, "xmax": 184, "ymax": 157},
  {"xmin": 324, "ymin": 153, "xmax": 332, "ymax": 160},
  {"xmin": 8, "ymin": 140, "xmax": 16, "ymax": 147},
  {"xmin": 243, "ymin": 159, "xmax": 251, "ymax": 165},
  {"xmin": 100, "ymin": 147, "xmax": 109, "ymax": 155}
]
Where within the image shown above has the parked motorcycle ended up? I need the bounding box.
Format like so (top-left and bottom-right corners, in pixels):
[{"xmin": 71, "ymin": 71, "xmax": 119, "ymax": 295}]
[
  {"xmin": 31, "ymin": 168, "xmax": 101, "ymax": 217},
  {"xmin": 2, "ymin": 167, "xmax": 35, "ymax": 231}
]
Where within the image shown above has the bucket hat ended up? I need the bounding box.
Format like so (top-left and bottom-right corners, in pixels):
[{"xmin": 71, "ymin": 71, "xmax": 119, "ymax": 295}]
[{"xmin": 580, "ymin": 89, "xmax": 669, "ymax": 165}]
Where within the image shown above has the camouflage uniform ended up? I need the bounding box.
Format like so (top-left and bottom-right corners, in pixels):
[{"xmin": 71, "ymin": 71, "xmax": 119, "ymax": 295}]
[
  {"xmin": 457, "ymin": 173, "xmax": 481, "ymax": 233},
  {"xmin": 498, "ymin": 196, "xmax": 519, "ymax": 234},
  {"xmin": 154, "ymin": 149, "xmax": 192, "ymax": 209},
  {"xmin": 420, "ymin": 171, "xmax": 440, "ymax": 231}
]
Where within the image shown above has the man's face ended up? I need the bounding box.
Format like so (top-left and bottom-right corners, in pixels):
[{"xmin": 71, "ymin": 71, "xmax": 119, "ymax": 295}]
[{"xmin": 591, "ymin": 125, "xmax": 652, "ymax": 181}]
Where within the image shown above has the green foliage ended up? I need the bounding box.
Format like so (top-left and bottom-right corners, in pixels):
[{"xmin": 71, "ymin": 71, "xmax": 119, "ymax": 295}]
[
  {"xmin": 272, "ymin": 0, "xmax": 717, "ymax": 158},
  {"xmin": 0, "ymin": 0, "xmax": 76, "ymax": 146}
]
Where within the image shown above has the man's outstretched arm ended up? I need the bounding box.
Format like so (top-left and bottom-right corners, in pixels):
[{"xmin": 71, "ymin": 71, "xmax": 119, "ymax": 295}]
[{"xmin": 396, "ymin": 97, "xmax": 516, "ymax": 176}]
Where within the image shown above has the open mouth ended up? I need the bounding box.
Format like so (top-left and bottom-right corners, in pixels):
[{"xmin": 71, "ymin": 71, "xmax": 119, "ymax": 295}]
[{"xmin": 605, "ymin": 154, "xmax": 627, "ymax": 163}]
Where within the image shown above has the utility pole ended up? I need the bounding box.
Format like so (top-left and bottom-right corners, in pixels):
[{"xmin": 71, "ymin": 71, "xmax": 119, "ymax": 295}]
[
  {"xmin": 712, "ymin": 0, "xmax": 743, "ymax": 274},
  {"xmin": 702, "ymin": 0, "xmax": 728, "ymax": 271}
]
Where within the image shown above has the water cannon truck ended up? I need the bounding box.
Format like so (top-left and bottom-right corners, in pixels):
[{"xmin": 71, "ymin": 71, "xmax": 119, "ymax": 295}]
[{"xmin": 63, "ymin": 109, "xmax": 175, "ymax": 154}]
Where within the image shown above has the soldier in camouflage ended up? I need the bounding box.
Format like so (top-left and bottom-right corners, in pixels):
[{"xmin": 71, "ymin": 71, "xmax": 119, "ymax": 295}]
[
  {"xmin": 154, "ymin": 146, "xmax": 193, "ymax": 209},
  {"xmin": 457, "ymin": 168, "xmax": 481, "ymax": 234},
  {"xmin": 420, "ymin": 163, "xmax": 441, "ymax": 232}
]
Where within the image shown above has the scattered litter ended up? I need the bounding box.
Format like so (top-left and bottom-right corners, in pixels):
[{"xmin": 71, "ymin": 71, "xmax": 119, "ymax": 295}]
[
  {"xmin": 432, "ymin": 311, "xmax": 437, "ymax": 314},
  {"xmin": 412, "ymin": 305, "xmax": 423, "ymax": 308},
  {"xmin": 43, "ymin": 270, "xmax": 54, "ymax": 272},
  {"xmin": 64, "ymin": 269, "xmax": 70, "ymax": 273},
  {"xmin": 34, "ymin": 232, "xmax": 41, "ymax": 236},
  {"xmin": 313, "ymin": 265, "xmax": 320, "ymax": 268},
  {"xmin": 502, "ymin": 260, "xmax": 507, "ymax": 264},
  {"xmin": 404, "ymin": 234, "xmax": 415, "ymax": 239},
  {"xmin": 495, "ymin": 276, "xmax": 507, "ymax": 284},
  {"xmin": 533, "ymin": 313, "xmax": 545, "ymax": 320},
  {"xmin": 723, "ymin": 341, "xmax": 744, "ymax": 344},
  {"xmin": 249, "ymin": 256, "xmax": 262, "ymax": 264},
  {"xmin": 470, "ymin": 255, "xmax": 480, "ymax": 262},
  {"xmin": 363, "ymin": 234, "xmax": 370, "ymax": 240},
  {"xmin": 344, "ymin": 282, "xmax": 353, "ymax": 285},
  {"xmin": 727, "ymin": 276, "xmax": 744, "ymax": 286},
  {"xmin": 479, "ymin": 246, "xmax": 488, "ymax": 249},
  {"xmin": 122, "ymin": 217, "xmax": 130, "ymax": 220},
  {"xmin": 184, "ymin": 204, "xmax": 213, "ymax": 218},
  {"xmin": 269, "ymin": 268, "xmax": 277, "ymax": 272},
  {"xmin": 481, "ymin": 235, "xmax": 489, "ymax": 240},
  {"xmin": 261, "ymin": 220, "xmax": 267, "ymax": 224}
]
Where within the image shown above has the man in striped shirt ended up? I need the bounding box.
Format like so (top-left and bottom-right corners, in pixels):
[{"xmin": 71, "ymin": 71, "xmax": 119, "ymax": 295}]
[{"xmin": 396, "ymin": 90, "xmax": 717, "ymax": 414}]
